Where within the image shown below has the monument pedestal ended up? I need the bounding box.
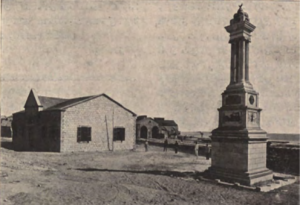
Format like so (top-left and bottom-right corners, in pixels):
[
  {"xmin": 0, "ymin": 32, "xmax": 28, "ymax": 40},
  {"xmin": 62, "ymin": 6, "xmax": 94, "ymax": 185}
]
[
  {"xmin": 207, "ymin": 129, "xmax": 273, "ymax": 186},
  {"xmin": 206, "ymin": 5, "xmax": 273, "ymax": 186}
]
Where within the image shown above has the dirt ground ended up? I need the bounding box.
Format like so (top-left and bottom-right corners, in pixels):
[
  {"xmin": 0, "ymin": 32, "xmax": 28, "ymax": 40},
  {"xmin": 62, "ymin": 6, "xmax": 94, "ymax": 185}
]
[{"xmin": 1, "ymin": 138, "xmax": 299, "ymax": 205}]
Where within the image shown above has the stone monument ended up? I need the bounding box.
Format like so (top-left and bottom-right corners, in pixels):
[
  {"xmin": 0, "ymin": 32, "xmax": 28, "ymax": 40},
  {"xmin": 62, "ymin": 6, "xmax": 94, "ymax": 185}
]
[{"xmin": 207, "ymin": 5, "xmax": 273, "ymax": 186}]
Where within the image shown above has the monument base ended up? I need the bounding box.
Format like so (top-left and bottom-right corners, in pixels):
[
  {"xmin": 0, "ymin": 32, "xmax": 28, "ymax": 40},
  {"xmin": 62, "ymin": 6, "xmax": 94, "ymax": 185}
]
[
  {"xmin": 207, "ymin": 129, "xmax": 273, "ymax": 186},
  {"xmin": 205, "ymin": 166, "xmax": 273, "ymax": 186}
]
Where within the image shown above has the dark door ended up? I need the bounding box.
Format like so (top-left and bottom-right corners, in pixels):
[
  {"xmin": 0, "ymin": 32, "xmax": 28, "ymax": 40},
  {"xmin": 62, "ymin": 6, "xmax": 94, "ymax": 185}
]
[
  {"xmin": 140, "ymin": 126, "xmax": 148, "ymax": 139},
  {"xmin": 152, "ymin": 126, "xmax": 159, "ymax": 138}
]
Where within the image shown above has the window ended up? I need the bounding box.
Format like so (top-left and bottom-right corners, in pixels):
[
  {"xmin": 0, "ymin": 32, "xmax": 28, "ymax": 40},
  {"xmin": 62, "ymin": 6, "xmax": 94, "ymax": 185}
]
[
  {"xmin": 113, "ymin": 127, "xmax": 125, "ymax": 142},
  {"xmin": 77, "ymin": 126, "xmax": 91, "ymax": 142}
]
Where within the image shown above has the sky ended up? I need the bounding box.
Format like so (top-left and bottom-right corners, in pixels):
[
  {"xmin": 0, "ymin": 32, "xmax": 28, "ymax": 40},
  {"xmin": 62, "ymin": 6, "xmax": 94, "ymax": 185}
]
[{"xmin": 1, "ymin": 0, "xmax": 299, "ymax": 133}]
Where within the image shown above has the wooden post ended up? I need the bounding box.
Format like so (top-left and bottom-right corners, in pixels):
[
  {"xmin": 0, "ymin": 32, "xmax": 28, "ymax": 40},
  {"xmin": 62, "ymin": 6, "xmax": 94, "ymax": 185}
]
[
  {"xmin": 105, "ymin": 115, "xmax": 110, "ymax": 151},
  {"xmin": 112, "ymin": 108, "xmax": 114, "ymax": 151}
]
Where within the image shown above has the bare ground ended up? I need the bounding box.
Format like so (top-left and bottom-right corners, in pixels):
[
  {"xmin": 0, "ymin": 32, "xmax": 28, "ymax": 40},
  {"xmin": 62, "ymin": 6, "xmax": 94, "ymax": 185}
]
[{"xmin": 1, "ymin": 138, "xmax": 299, "ymax": 205}]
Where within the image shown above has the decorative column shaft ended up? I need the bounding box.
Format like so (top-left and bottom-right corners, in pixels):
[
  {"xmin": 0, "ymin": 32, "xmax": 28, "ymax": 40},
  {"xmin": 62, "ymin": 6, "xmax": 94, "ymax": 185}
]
[
  {"xmin": 245, "ymin": 41, "xmax": 250, "ymax": 82},
  {"xmin": 238, "ymin": 40, "xmax": 245, "ymax": 82},
  {"xmin": 230, "ymin": 43, "xmax": 235, "ymax": 83}
]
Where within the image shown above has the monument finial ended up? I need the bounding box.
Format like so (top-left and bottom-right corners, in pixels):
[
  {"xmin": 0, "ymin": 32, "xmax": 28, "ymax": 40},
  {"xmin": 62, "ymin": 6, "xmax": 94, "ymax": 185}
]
[{"xmin": 230, "ymin": 3, "xmax": 250, "ymax": 23}]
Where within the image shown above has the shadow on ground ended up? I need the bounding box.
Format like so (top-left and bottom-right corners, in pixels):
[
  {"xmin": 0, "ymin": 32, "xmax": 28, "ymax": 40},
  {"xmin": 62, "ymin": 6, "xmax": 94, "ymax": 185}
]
[{"xmin": 76, "ymin": 168, "xmax": 202, "ymax": 179}]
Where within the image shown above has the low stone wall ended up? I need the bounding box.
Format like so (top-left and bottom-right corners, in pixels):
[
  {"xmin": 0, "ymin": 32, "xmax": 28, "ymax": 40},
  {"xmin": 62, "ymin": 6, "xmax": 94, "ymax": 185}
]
[
  {"xmin": 267, "ymin": 143, "xmax": 299, "ymax": 175},
  {"xmin": 137, "ymin": 139, "xmax": 300, "ymax": 175},
  {"xmin": 136, "ymin": 139, "xmax": 209, "ymax": 156}
]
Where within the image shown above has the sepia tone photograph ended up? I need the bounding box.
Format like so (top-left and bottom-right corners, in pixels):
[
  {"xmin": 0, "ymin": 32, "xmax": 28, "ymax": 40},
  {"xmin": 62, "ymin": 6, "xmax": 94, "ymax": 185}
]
[{"xmin": 1, "ymin": 0, "xmax": 299, "ymax": 204}]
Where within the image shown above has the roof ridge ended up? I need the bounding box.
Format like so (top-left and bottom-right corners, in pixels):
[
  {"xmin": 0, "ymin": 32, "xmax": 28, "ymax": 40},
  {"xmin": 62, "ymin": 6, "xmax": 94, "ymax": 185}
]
[{"xmin": 68, "ymin": 95, "xmax": 96, "ymax": 100}]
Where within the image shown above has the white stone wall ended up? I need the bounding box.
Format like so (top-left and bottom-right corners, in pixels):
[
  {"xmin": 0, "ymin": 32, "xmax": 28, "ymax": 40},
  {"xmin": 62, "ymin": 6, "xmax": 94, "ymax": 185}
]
[{"xmin": 60, "ymin": 96, "xmax": 136, "ymax": 152}]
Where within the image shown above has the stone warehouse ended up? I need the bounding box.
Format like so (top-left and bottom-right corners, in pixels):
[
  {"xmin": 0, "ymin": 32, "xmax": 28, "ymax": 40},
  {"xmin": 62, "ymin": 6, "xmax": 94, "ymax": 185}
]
[
  {"xmin": 136, "ymin": 116, "xmax": 179, "ymax": 140},
  {"xmin": 12, "ymin": 90, "xmax": 137, "ymax": 152}
]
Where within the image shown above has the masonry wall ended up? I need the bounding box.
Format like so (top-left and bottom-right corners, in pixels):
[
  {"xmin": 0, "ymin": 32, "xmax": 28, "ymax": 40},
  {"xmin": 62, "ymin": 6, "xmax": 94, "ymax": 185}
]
[
  {"xmin": 136, "ymin": 118, "xmax": 160, "ymax": 139},
  {"xmin": 248, "ymin": 142, "xmax": 267, "ymax": 171},
  {"xmin": 61, "ymin": 96, "xmax": 136, "ymax": 152},
  {"xmin": 267, "ymin": 143, "xmax": 299, "ymax": 175},
  {"xmin": 12, "ymin": 111, "xmax": 61, "ymax": 152},
  {"xmin": 39, "ymin": 111, "xmax": 62, "ymax": 152},
  {"xmin": 212, "ymin": 141, "xmax": 248, "ymax": 171},
  {"xmin": 12, "ymin": 112, "xmax": 27, "ymax": 151},
  {"xmin": 1, "ymin": 126, "xmax": 12, "ymax": 137}
]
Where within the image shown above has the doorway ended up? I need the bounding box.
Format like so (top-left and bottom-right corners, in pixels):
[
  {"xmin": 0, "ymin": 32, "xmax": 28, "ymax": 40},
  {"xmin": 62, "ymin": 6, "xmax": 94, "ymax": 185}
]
[{"xmin": 140, "ymin": 126, "xmax": 148, "ymax": 139}]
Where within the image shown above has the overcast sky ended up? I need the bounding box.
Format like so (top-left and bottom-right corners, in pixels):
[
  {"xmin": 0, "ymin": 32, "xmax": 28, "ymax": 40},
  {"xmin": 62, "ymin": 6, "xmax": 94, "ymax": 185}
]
[{"xmin": 1, "ymin": 1, "xmax": 299, "ymax": 133}]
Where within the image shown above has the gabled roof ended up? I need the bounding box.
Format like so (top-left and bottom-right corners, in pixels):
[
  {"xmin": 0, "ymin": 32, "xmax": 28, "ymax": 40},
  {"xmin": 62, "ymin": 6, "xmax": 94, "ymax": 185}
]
[
  {"xmin": 136, "ymin": 115, "xmax": 148, "ymax": 121},
  {"xmin": 100, "ymin": 94, "xmax": 136, "ymax": 116},
  {"xmin": 45, "ymin": 96, "xmax": 94, "ymax": 110},
  {"xmin": 45, "ymin": 94, "xmax": 136, "ymax": 116},
  {"xmin": 161, "ymin": 126, "xmax": 177, "ymax": 132},
  {"xmin": 38, "ymin": 96, "xmax": 68, "ymax": 109},
  {"xmin": 154, "ymin": 119, "xmax": 177, "ymax": 127},
  {"xmin": 137, "ymin": 116, "xmax": 178, "ymax": 127},
  {"xmin": 18, "ymin": 90, "xmax": 136, "ymax": 116},
  {"xmin": 163, "ymin": 120, "xmax": 178, "ymax": 127}
]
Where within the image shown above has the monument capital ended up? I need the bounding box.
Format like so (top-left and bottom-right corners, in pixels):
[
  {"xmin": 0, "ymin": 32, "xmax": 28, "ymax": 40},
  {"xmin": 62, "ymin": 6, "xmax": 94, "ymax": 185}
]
[{"xmin": 225, "ymin": 6, "xmax": 256, "ymax": 43}]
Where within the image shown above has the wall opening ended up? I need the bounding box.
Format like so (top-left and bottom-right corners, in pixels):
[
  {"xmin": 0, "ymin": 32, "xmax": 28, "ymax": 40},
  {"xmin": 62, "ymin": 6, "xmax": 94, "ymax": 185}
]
[
  {"xmin": 140, "ymin": 126, "xmax": 147, "ymax": 139},
  {"xmin": 152, "ymin": 126, "xmax": 159, "ymax": 138}
]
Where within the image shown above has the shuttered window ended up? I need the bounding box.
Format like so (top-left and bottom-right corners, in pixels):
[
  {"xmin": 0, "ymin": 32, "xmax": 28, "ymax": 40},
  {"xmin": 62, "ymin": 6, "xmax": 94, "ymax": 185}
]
[
  {"xmin": 113, "ymin": 127, "xmax": 125, "ymax": 142},
  {"xmin": 77, "ymin": 126, "xmax": 92, "ymax": 142}
]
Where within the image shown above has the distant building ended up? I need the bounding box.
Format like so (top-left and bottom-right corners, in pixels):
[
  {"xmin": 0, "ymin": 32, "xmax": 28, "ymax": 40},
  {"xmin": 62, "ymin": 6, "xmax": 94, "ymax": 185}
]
[
  {"xmin": 136, "ymin": 116, "xmax": 179, "ymax": 140},
  {"xmin": 1, "ymin": 116, "xmax": 12, "ymax": 137},
  {"xmin": 12, "ymin": 89, "xmax": 137, "ymax": 152}
]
